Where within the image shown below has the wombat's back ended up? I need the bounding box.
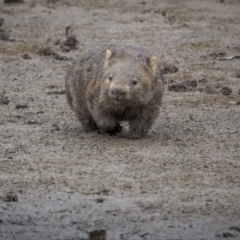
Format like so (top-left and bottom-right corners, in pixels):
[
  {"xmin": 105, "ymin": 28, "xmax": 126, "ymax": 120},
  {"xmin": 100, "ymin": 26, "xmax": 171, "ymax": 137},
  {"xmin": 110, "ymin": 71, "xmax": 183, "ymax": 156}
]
[{"xmin": 65, "ymin": 46, "xmax": 106, "ymax": 108}]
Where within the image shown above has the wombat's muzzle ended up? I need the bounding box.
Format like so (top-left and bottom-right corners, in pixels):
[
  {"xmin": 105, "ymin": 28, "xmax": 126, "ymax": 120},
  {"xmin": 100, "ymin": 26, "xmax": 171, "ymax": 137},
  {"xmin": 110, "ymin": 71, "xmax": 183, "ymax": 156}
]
[{"xmin": 109, "ymin": 84, "xmax": 129, "ymax": 102}]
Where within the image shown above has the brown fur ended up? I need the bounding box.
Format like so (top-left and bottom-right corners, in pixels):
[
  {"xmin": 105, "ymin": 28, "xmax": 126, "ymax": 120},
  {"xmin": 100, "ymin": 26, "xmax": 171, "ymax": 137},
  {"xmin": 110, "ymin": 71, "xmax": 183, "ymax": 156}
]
[{"xmin": 65, "ymin": 42, "xmax": 164, "ymax": 138}]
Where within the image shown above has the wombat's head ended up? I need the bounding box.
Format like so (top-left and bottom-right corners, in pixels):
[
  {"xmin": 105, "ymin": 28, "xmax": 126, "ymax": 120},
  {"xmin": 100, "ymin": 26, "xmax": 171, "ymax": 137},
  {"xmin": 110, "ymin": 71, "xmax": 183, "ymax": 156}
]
[{"xmin": 100, "ymin": 49, "xmax": 158, "ymax": 106}]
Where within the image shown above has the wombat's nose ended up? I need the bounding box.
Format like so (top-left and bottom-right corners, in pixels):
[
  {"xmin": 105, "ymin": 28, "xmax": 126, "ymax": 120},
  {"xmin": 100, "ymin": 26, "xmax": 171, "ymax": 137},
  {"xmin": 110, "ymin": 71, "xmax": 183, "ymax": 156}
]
[
  {"xmin": 111, "ymin": 87, "xmax": 124, "ymax": 96},
  {"xmin": 110, "ymin": 84, "xmax": 129, "ymax": 101}
]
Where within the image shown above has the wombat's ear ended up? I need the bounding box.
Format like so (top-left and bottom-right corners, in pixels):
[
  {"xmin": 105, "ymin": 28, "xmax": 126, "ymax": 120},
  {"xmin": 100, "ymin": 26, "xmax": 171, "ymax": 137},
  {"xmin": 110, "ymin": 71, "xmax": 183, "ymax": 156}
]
[
  {"xmin": 106, "ymin": 49, "xmax": 112, "ymax": 60},
  {"xmin": 104, "ymin": 49, "xmax": 113, "ymax": 68},
  {"xmin": 147, "ymin": 56, "xmax": 158, "ymax": 73},
  {"xmin": 149, "ymin": 57, "xmax": 157, "ymax": 71}
]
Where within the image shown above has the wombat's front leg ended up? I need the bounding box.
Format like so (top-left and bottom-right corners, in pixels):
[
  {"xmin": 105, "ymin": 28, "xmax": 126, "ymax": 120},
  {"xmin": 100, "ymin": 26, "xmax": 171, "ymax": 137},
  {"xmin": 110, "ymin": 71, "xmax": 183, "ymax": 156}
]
[
  {"xmin": 94, "ymin": 115, "xmax": 122, "ymax": 135},
  {"xmin": 129, "ymin": 108, "xmax": 158, "ymax": 138},
  {"xmin": 129, "ymin": 117, "xmax": 152, "ymax": 138},
  {"xmin": 75, "ymin": 111, "xmax": 98, "ymax": 132},
  {"xmin": 81, "ymin": 117, "xmax": 98, "ymax": 132}
]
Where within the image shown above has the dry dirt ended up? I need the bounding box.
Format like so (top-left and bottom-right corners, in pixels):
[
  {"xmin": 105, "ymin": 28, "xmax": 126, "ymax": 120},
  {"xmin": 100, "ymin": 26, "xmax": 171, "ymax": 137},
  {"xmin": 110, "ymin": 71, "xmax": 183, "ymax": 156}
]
[{"xmin": 1, "ymin": 0, "xmax": 240, "ymax": 239}]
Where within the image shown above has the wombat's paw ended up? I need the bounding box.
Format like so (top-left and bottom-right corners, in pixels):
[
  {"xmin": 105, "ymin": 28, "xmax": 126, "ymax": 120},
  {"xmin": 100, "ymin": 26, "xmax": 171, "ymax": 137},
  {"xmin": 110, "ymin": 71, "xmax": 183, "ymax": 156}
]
[
  {"xmin": 98, "ymin": 124, "xmax": 122, "ymax": 136},
  {"xmin": 84, "ymin": 125, "xmax": 98, "ymax": 132},
  {"xmin": 81, "ymin": 119, "xmax": 98, "ymax": 132},
  {"xmin": 97, "ymin": 129, "xmax": 117, "ymax": 136},
  {"xmin": 129, "ymin": 120, "xmax": 150, "ymax": 139}
]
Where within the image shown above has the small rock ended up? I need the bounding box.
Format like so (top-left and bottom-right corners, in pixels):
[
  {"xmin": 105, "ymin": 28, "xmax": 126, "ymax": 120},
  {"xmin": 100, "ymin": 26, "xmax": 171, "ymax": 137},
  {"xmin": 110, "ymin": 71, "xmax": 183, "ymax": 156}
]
[
  {"xmin": 235, "ymin": 72, "xmax": 240, "ymax": 78},
  {"xmin": 222, "ymin": 232, "xmax": 235, "ymax": 238},
  {"xmin": 38, "ymin": 47, "xmax": 68, "ymax": 61},
  {"xmin": 202, "ymin": 84, "xmax": 218, "ymax": 94},
  {"xmin": 89, "ymin": 230, "xmax": 106, "ymax": 240},
  {"xmin": 24, "ymin": 120, "xmax": 40, "ymax": 125},
  {"xmin": 168, "ymin": 80, "xmax": 197, "ymax": 92},
  {"xmin": 198, "ymin": 78, "xmax": 207, "ymax": 83},
  {"xmin": 52, "ymin": 123, "xmax": 60, "ymax": 131},
  {"xmin": 95, "ymin": 198, "xmax": 105, "ymax": 203},
  {"xmin": 22, "ymin": 53, "xmax": 31, "ymax": 59},
  {"xmin": 229, "ymin": 226, "xmax": 240, "ymax": 232},
  {"xmin": 185, "ymin": 80, "xmax": 197, "ymax": 88},
  {"xmin": 60, "ymin": 35, "xmax": 79, "ymax": 52},
  {"xmin": 0, "ymin": 29, "xmax": 9, "ymax": 41},
  {"xmin": 209, "ymin": 52, "xmax": 226, "ymax": 58},
  {"xmin": 2, "ymin": 191, "xmax": 18, "ymax": 202},
  {"xmin": 15, "ymin": 104, "xmax": 28, "ymax": 109},
  {"xmin": 65, "ymin": 26, "xmax": 71, "ymax": 36},
  {"xmin": 0, "ymin": 18, "xmax": 4, "ymax": 27},
  {"xmin": 38, "ymin": 47, "xmax": 54, "ymax": 56},
  {"xmin": 168, "ymin": 83, "xmax": 187, "ymax": 92},
  {"xmin": 54, "ymin": 39, "xmax": 60, "ymax": 45},
  {"xmin": 162, "ymin": 63, "xmax": 178, "ymax": 74},
  {"xmin": 220, "ymin": 86, "xmax": 232, "ymax": 95},
  {"xmin": 0, "ymin": 91, "xmax": 9, "ymax": 105}
]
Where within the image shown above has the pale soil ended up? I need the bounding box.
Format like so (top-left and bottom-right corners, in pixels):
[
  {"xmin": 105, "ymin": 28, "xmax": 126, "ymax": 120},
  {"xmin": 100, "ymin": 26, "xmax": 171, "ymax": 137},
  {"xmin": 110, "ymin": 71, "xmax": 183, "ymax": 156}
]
[{"xmin": 0, "ymin": 0, "xmax": 240, "ymax": 240}]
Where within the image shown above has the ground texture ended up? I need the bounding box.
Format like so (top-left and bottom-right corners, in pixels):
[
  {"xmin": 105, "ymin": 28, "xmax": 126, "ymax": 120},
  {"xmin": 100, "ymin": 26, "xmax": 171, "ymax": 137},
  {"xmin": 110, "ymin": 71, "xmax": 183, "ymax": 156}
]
[{"xmin": 0, "ymin": 0, "xmax": 240, "ymax": 239}]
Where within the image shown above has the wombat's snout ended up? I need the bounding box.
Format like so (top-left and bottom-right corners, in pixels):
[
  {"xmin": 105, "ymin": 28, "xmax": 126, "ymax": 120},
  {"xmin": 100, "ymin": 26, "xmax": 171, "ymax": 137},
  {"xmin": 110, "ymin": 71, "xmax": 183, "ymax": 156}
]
[{"xmin": 109, "ymin": 83, "xmax": 130, "ymax": 101}]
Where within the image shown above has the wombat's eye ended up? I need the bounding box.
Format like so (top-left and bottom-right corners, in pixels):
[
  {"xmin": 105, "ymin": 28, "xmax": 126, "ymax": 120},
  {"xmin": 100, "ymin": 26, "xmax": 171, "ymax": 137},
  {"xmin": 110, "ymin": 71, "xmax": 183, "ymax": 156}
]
[
  {"xmin": 132, "ymin": 80, "xmax": 138, "ymax": 86},
  {"xmin": 109, "ymin": 74, "xmax": 113, "ymax": 81}
]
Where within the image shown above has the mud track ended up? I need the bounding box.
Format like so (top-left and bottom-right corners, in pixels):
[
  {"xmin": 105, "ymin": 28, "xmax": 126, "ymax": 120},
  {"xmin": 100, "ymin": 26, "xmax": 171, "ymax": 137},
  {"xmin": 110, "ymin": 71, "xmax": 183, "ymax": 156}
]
[{"xmin": 0, "ymin": 0, "xmax": 240, "ymax": 239}]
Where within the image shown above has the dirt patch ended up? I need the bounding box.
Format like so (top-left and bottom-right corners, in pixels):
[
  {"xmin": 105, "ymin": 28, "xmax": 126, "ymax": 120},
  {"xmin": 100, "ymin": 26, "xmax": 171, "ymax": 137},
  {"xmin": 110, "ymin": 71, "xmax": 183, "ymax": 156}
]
[
  {"xmin": 168, "ymin": 80, "xmax": 197, "ymax": 92},
  {"xmin": 0, "ymin": 29, "xmax": 9, "ymax": 41},
  {"xmin": 0, "ymin": 91, "xmax": 10, "ymax": 105},
  {"xmin": 0, "ymin": 0, "xmax": 240, "ymax": 240},
  {"xmin": 38, "ymin": 47, "xmax": 68, "ymax": 61},
  {"xmin": 60, "ymin": 35, "xmax": 79, "ymax": 52},
  {"xmin": 1, "ymin": 191, "xmax": 18, "ymax": 202}
]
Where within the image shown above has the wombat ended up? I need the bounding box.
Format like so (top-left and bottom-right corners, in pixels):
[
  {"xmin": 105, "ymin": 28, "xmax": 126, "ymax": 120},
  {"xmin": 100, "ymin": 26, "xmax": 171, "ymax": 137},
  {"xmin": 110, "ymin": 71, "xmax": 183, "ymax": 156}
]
[{"xmin": 65, "ymin": 42, "xmax": 164, "ymax": 138}]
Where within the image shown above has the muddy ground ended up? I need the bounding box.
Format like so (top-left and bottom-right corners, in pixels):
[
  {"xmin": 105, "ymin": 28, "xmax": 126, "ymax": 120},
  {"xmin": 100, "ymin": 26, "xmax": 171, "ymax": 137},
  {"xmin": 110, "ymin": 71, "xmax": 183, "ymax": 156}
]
[{"xmin": 0, "ymin": 0, "xmax": 240, "ymax": 239}]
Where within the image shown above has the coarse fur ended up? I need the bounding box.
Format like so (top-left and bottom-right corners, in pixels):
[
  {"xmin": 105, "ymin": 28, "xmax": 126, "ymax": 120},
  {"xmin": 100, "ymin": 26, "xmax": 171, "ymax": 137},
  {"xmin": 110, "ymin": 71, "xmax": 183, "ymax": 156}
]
[{"xmin": 65, "ymin": 42, "xmax": 164, "ymax": 138}]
